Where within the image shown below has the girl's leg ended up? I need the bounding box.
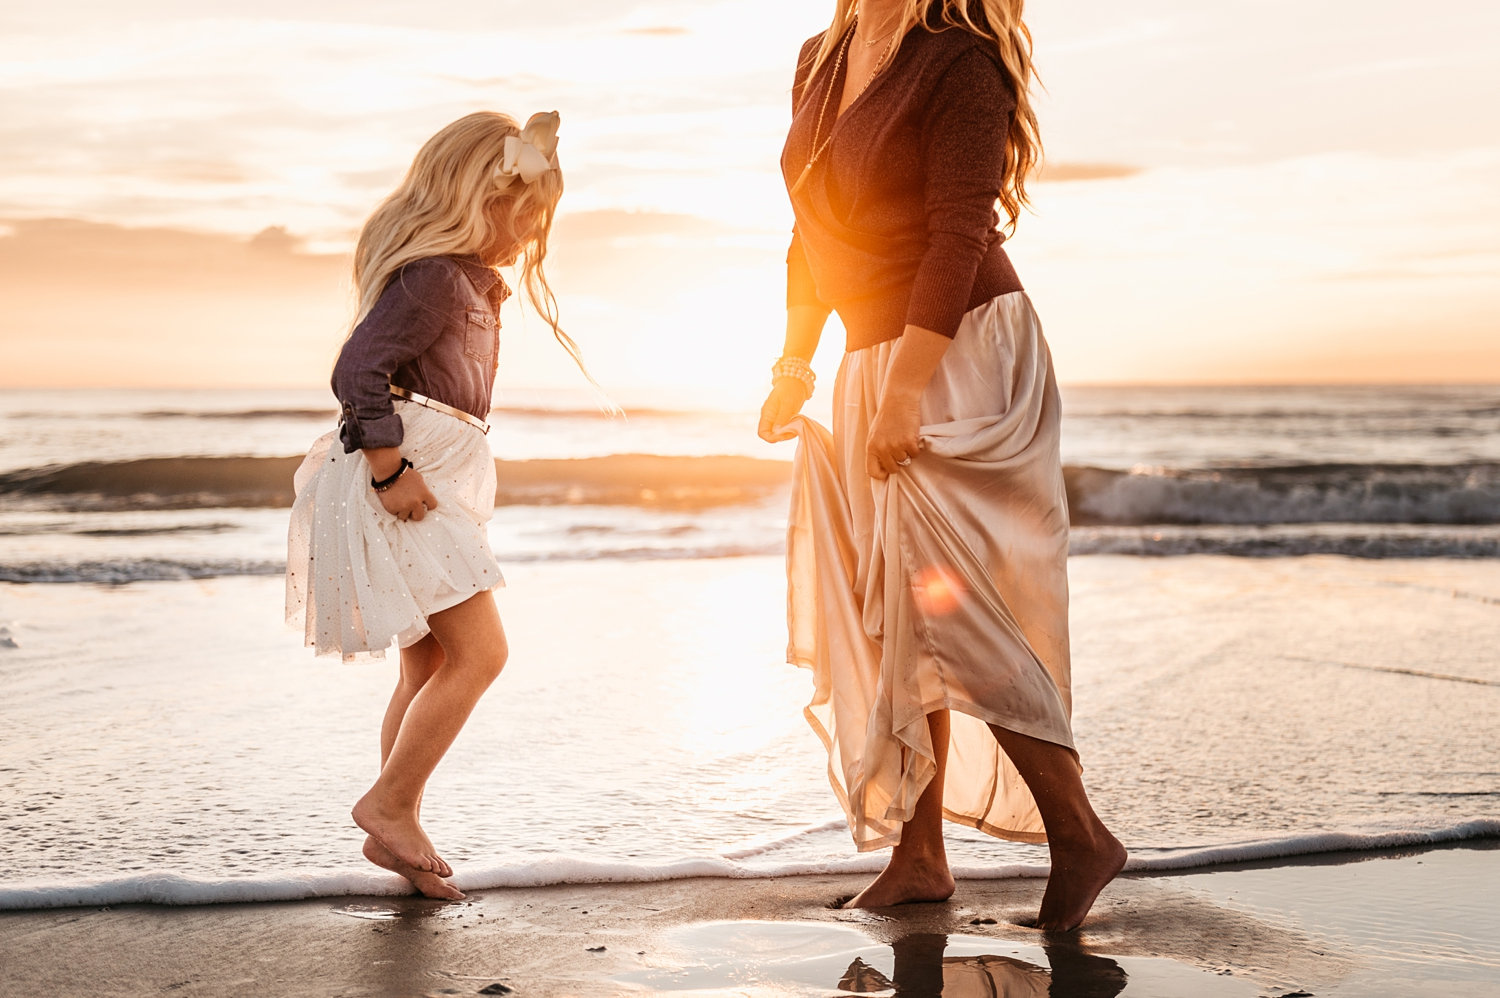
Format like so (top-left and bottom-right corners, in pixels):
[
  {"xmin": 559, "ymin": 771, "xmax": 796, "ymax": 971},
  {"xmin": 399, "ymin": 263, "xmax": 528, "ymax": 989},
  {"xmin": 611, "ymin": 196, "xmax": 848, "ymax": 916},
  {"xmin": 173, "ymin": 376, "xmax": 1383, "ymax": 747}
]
[
  {"xmin": 845, "ymin": 709, "xmax": 958, "ymax": 907},
  {"xmin": 352, "ymin": 590, "xmax": 509, "ymax": 873},
  {"xmin": 359, "ymin": 633, "xmax": 467, "ymax": 898},
  {"xmin": 988, "ymin": 725, "xmax": 1126, "ymax": 931},
  {"xmin": 380, "ymin": 633, "xmax": 446, "ymax": 768}
]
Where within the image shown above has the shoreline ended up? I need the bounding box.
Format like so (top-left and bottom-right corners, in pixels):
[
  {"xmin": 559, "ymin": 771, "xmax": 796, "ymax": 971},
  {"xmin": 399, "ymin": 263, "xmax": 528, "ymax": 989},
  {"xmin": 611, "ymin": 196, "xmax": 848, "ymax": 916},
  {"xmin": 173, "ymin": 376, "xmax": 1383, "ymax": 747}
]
[
  {"xmin": 2, "ymin": 819, "xmax": 1497, "ymax": 912},
  {"xmin": 2, "ymin": 842, "xmax": 1496, "ymax": 997}
]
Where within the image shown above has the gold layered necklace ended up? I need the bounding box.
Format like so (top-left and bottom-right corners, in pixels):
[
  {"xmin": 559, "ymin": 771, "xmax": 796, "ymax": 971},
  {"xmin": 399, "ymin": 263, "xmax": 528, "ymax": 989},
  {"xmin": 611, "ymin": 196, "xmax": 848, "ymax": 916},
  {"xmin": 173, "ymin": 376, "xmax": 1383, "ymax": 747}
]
[
  {"xmin": 790, "ymin": 18, "xmax": 902, "ymax": 196},
  {"xmin": 857, "ymin": 8, "xmax": 904, "ymax": 45}
]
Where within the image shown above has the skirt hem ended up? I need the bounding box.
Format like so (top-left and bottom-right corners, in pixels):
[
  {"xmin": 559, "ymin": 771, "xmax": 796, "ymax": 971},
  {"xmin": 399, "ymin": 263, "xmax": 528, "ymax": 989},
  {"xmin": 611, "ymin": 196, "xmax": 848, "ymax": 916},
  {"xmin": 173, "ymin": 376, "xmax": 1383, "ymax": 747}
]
[
  {"xmin": 800, "ymin": 687, "xmax": 1071, "ymax": 850},
  {"xmin": 394, "ymin": 578, "xmax": 504, "ymax": 650}
]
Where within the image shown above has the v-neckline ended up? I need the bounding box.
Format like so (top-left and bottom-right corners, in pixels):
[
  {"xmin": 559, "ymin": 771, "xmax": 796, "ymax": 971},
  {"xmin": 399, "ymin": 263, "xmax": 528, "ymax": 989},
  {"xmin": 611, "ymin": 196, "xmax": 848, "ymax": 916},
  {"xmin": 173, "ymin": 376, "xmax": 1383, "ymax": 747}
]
[{"xmin": 829, "ymin": 21, "xmax": 904, "ymax": 127}]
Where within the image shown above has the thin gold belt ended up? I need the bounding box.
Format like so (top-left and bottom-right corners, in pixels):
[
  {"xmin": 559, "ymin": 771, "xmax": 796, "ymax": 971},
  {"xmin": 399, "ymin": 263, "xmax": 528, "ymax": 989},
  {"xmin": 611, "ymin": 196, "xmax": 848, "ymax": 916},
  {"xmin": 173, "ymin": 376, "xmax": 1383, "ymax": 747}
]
[{"xmin": 389, "ymin": 385, "xmax": 490, "ymax": 434}]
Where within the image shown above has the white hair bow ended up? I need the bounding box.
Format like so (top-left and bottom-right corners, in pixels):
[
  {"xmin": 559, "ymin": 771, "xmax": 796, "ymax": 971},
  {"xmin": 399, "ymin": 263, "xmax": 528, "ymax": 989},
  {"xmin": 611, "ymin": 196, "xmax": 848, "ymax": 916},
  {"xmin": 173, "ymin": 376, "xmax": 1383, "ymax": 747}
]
[{"xmin": 497, "ymin": 110, "xmax": 561, "ymax": 186}]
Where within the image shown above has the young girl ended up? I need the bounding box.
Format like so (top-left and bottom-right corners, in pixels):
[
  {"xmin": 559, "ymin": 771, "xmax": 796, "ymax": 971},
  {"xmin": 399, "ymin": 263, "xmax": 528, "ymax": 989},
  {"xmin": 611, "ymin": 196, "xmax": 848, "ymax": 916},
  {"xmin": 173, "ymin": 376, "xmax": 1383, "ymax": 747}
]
[{"xmin": 287, "ymin": 110, "xmax": 579, "ymax": 900}]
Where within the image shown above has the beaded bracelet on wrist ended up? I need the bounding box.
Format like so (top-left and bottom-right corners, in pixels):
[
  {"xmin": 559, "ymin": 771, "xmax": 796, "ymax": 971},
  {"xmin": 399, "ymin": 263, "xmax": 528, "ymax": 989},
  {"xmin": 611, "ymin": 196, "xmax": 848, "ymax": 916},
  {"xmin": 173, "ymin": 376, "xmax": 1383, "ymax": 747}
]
[
  {"xmin": 371, "ymin": 457, "xmax": 414, "ymax": 492},
  {"xmin": 772, "ymin": 356, "xmax": 816, "ymax": 395}
]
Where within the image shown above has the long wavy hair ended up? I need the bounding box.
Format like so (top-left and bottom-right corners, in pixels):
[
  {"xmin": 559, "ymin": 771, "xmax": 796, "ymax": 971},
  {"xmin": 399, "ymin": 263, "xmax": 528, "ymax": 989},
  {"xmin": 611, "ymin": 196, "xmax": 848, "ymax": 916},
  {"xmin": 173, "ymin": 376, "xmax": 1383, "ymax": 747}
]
[
  {"xmin": 803, "ymin": 0, "xmax": 1041, "ymax": 235},
  {"xmin": 350, "ymin": 111, "xmax": 594, "ymax": 384}
]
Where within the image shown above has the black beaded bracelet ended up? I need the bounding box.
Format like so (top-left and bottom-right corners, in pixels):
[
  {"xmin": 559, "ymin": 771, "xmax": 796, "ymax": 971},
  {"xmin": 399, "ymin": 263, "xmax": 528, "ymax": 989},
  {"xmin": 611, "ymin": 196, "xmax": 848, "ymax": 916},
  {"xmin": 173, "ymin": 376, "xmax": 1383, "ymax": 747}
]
[{"xmin": 371, "ymin": 457, "xmax": 413, "ymax": 492}]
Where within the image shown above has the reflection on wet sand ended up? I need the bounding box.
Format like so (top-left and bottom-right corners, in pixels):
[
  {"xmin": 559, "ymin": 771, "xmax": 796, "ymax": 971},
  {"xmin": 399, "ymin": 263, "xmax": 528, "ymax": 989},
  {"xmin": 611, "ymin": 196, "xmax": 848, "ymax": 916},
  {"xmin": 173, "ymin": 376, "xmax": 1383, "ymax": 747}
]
[
  {"xmin": 837, "ymin": 932, "xmax": 1127, "ymax": 998},
  {"xmin": 615, "ymin": 920, "xmax": 1135, "ymax": 996}
]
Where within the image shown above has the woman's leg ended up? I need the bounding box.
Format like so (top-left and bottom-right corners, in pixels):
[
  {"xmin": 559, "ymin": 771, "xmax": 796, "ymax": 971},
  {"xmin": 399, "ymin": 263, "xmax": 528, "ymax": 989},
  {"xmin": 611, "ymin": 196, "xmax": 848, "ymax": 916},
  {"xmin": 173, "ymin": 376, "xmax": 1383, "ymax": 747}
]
[
  {"xmin": 352, "ymin": 590, "xmax": 509, "ymax": 873},
  {"xmin": 988, "ymin": 725, "xmax": 1126, "ymax": 931},
  {"xmin": 359, "ymin": 633, "xmax": 467, "ymax": 899},
  {"xmin": 845, "ymin": 709, "xmax": 958, "ymax": 907}
]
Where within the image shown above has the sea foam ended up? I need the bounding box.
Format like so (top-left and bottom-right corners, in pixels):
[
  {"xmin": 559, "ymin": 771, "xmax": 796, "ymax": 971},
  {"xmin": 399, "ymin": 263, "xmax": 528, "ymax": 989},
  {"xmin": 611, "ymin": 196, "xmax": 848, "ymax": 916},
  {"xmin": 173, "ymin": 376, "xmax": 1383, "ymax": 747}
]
[{"xmin": 3, "ymin": 820, "xmax": 1495, "ymax": 911}]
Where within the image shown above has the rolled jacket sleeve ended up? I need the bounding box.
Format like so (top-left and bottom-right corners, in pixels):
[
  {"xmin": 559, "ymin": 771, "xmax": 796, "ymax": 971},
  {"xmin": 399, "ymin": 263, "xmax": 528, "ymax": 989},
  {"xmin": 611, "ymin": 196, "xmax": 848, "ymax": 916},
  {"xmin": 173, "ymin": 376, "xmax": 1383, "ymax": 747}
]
[
  {"xmin": 331, "ymin": 258, "xmax": 458, "ymax": 452},
  {"xmin": 905, "ymin": 49, "xmax": 1014, "ymax": 339}
]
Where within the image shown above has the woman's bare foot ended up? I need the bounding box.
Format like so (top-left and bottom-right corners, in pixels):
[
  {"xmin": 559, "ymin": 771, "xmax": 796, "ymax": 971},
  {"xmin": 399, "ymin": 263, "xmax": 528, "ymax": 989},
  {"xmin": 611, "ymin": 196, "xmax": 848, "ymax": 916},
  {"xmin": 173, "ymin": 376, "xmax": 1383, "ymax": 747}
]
[
  {"xmin": 351, "ymin": 791, "xmax": 451, "ymax": 877},
  {"xmin": 843, "ymin": 856, "xmax": 956, "ymax": 909},
  {"xmin": 361, "ymin": 836, "xmax": 465, "ymax": 901},
  {"xmin": 1035, "ymin": 829, "xmax": 1127, "ymax": 931}
]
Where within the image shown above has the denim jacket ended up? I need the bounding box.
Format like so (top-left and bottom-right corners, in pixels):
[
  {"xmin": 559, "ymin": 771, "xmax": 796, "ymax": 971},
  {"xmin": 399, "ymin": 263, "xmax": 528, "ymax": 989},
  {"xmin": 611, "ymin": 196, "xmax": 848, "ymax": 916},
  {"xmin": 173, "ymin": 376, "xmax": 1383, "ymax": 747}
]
[{"xmin": 331, "ymin": 255, "xmax": 510, "ymax": 453}]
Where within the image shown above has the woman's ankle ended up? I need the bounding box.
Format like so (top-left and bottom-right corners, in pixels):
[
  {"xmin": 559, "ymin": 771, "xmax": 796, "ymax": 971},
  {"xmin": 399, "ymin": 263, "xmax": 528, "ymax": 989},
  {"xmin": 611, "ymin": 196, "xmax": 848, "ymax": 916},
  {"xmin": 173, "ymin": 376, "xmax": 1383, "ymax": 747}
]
[
  {"xmin": 1047, "ymin": 817, "xmax": 1116, "ymax": 856},
  {"xmin": 892, "ymin": 839, "xmax": 950, "ymax": 872}
]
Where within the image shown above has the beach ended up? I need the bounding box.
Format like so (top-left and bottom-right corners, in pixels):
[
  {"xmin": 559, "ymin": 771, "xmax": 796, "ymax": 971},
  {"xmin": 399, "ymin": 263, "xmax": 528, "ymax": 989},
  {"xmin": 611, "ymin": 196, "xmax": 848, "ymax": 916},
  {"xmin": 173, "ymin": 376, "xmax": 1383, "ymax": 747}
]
[
  {"xmin": 6, "ymin": 0, "xmax": 1498, "ymax": 988},
  {"xmin": 3, "ymin": 843, "xmax": 1497, "ymax": 997},
  {"xmin": 2, "ymin": 387, "xmax": 1497, "ymax": 994},
  {"xmin": 2, "ymin": 554, "xmax": 1498, "ymax": 995},
  {"xmin": 3, "ymin": 555, "xmax": 1498, "ymax": 901}
]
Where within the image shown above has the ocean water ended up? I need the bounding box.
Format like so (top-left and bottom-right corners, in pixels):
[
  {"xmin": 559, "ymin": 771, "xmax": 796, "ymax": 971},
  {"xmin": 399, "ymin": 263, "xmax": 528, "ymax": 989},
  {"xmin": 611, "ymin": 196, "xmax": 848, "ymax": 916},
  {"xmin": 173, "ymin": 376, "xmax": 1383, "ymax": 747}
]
[
  {"xmin": 0, "ymin": 385, "xmax": 1497, "ymax": 909},
  {"xmin": 3, "ymin": 385, "xmax": 1499, "ymax": 584}
]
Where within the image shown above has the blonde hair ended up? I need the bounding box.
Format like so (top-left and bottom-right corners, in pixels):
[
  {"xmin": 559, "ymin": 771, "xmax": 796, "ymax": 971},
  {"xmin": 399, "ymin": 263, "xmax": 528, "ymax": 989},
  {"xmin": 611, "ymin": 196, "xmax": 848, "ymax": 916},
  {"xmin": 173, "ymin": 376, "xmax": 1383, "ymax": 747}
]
[
  {"xmin": 803, "ymin": 0, "xmax": 1041, "ymax": 235},
  {"xmin": 351, "ymin": 111, "xmax": 594, "ymax": 384}
]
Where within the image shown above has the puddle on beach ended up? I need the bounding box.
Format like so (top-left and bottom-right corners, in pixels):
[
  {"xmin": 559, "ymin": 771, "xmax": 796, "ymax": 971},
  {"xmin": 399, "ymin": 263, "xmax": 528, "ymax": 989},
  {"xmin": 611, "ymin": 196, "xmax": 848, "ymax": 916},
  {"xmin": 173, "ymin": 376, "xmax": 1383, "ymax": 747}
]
[
  {"xmin": 330, "ymin": 901, "xmax": 471, "ymax": 922},
  {"xmin": 616, "ymin": 920, "xmax": 1260, "ymax": 997}
]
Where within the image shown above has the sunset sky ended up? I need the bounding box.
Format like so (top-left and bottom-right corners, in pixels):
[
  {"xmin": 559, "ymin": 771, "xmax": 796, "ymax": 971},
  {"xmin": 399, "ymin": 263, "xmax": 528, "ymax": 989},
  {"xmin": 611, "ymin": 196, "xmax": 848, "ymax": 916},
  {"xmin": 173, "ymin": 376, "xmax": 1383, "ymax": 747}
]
[{"xmin": 2, "ymin": 0, "xmax": 1497, "ymax": 399}]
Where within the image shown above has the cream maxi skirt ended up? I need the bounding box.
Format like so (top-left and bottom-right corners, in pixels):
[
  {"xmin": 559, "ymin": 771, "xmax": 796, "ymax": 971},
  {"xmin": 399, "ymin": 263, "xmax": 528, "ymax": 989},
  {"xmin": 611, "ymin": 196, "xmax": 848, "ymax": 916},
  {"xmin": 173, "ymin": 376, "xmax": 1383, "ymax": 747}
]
[
  {"xmin": 785, "ymin": 292, "xmax": 1076, "ymax": 850},
  {"xmin": 286, "ymin": 400, "xmax": 502, "ymax": 660}
]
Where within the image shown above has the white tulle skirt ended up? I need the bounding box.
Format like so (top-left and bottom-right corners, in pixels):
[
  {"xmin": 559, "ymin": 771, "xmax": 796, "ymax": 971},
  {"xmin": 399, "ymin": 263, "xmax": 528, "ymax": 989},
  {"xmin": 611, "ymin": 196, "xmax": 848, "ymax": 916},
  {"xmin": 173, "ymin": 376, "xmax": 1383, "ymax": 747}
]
[
  {"xmin": 785, "ymin": 292, "xmax": 1076, "ymax": 850},
  {"xmin": 286, "ymin": 400, "xmax": 502, "ymax": 660}
]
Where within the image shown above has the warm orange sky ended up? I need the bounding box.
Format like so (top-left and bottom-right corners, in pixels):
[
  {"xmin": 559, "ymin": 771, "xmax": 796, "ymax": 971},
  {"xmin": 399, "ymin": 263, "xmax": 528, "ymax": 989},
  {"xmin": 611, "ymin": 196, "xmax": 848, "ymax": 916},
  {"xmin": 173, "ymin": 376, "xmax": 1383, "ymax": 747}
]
[{"xmin": 2, "ymin": 0, "xmax": 1497, "ymax": 398}]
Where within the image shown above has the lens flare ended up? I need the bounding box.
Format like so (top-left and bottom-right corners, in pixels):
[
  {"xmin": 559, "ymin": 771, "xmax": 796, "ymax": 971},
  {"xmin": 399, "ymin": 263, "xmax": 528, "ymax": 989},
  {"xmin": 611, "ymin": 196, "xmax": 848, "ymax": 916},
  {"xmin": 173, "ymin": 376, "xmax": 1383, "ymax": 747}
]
[{"xmin": 912, "ymin": 565, "xmax": 965, "ymax": 616}]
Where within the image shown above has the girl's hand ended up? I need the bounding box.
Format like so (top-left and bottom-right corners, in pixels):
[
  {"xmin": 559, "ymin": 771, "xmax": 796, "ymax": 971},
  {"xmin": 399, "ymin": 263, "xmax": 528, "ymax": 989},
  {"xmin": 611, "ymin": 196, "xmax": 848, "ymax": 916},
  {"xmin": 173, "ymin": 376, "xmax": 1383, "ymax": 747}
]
[
  {"xmin": 865, "ymin": 395, "xmax": 922, "ymax": 480},
  {"xmin": 377, "ymin": 468, "xmax": 440, "ymax": 522},
  {"xmin": 758, "ymin": 379, "xmax": 812, "ymax": 443}
]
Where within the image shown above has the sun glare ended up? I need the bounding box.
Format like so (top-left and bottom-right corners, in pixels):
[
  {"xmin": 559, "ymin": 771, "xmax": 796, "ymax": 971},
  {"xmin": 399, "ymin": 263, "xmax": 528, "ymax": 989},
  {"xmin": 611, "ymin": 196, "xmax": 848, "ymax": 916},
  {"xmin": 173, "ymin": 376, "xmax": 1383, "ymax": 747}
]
[{"xmin": 912, "ymin": 566, "xmax": 966, "ymax": 617}]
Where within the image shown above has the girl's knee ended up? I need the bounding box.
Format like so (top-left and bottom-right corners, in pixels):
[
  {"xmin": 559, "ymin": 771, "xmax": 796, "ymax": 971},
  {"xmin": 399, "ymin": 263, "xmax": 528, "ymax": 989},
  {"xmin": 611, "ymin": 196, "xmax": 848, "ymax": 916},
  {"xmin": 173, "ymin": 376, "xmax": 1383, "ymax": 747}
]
[
  {"xmin": 453, "ymin": 637, "xmax": 507, "ymax": 685},
  {"xmin": 475, "ymin": 642, "xmax": 508, "ymax": 683}
]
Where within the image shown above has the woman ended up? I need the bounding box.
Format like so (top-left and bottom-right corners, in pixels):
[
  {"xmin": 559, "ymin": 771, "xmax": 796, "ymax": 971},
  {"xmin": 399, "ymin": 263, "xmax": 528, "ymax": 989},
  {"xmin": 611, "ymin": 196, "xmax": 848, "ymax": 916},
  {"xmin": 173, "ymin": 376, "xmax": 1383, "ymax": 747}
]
[
  {"xmin": 758, "ymin": 0, "xmax": 1125, "ymax": 930},
  {"xmin": 287, "ymin": 111, "xmax": 583, "ymax": 899}
]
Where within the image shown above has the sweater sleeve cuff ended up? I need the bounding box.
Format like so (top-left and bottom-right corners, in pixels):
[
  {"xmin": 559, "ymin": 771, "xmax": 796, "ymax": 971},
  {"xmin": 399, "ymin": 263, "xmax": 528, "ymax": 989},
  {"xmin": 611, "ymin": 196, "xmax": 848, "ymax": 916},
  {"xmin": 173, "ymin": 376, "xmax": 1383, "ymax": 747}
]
[
  {"xmin": 904, "ymin": 232, "xmax": 985, "ymax": 338},
  {"xmin": 338, "ymin": 403, "xmax": 405, "ymax": 453}
]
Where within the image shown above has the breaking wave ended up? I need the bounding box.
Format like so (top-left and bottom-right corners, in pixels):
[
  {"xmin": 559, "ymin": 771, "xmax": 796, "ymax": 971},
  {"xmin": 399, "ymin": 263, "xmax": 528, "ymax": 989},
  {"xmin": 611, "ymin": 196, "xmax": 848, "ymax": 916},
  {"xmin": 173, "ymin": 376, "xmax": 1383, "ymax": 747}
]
[
  {"xmin": 0, "ymin": 455, "xmax": 794, "ymax": 512},
  {"xmin": 6, "ymin": 457, "xmax": 1498, "ymax": 527},
  {"xmin": 1064, "ymin": 462, "xmax": 1500, "ymax": 526}
]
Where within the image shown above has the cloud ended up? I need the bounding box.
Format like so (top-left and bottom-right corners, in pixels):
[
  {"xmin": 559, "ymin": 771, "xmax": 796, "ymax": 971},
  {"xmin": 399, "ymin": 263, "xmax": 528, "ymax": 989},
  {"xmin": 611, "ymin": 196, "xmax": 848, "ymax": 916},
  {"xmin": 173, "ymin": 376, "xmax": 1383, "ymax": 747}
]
[
  {"xmin": 0, "ymin": 218, "xmax": 351, "ymax": 388},
  {"xmin": 621, "ymin": 26, "xmax": 691, "ymax": 37},
  {"xmin": 139, "ymin": 160, "xmax": 256, "ymax": 184},
  {"xmin": 248, "ymin": 225, "xmax": 305, "ymax": 255},
  {"xmin": 3, "ymin": 2, "xmax": 1498, "ymax": 390},
  {"xmin": 0, "ymin": 210, "xmax": 790, "ymax": 392},
  {"xmin": 1317, "ymin": 248, "xmax": 1500, "ymax": 283},
  {"xmin": 555, "ymin": 209, "xmax": 738, "ymax": 243},
  {"xmin": 1036, "ymin": 163, "xmax": 1142, "ymax": 183},
  {"xmin": 0, "ymin": 217, "xmax": 339, "ymax": 279}
]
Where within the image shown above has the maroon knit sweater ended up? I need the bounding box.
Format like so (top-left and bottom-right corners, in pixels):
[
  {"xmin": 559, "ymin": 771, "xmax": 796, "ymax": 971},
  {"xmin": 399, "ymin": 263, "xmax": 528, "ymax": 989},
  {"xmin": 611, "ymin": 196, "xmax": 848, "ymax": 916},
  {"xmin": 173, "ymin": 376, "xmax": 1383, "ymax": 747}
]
[{"xmin": 782, "ymin": 21, "xmax": 1024, "ymax": 351}]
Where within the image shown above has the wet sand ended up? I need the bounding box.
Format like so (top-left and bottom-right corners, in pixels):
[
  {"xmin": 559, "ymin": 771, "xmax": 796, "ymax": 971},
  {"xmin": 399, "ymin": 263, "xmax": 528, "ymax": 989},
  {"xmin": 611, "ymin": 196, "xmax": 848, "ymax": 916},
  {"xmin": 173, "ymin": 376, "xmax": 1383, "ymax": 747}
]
[
  {"xmin": 2, "ymin": 842, "xmax": 1495, "ymax": 997},
  {"xmin": 6, "ymin": 555, "xmax": 1498, "ymax": 899}
]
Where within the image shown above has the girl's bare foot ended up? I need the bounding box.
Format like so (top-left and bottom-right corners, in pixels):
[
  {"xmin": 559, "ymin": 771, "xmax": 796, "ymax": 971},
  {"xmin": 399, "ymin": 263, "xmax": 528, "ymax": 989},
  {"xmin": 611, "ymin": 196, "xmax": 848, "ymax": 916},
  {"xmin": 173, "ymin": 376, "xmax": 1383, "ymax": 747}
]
[
  {"xmin": 351, "ymin": 792, "xmax": 451, "ymax": 877},
  {"xmin": 1035, "ymin": 829, "xmax": 1127, "ymax": 931},
  {"xmin": 361, "ymin": 836, "xmax": 465, "ymax": 901},
  {"xmin": 843, "ymin": 856, "xmax": 956, "ymax": 908}
]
